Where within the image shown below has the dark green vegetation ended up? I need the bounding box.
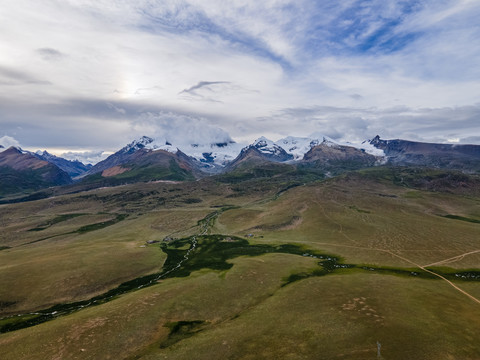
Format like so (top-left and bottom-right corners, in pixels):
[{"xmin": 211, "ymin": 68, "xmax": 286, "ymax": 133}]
[
  {"xmin": 160, "ymin": 320, "xmax": 208, "ymax": 348},
  {"xmin": 28, "ymin": 213, "xmax": 86, "ymax": 231},
  {"xmin": 4, "ymin": 229, "xmax": 479, "ymax": 334},
  {"xmin": 76, "ymin": 214, "xmax": 129, "ymax": 233},
  {"xmin": 0, "ymin": 165, "xmax": 69, "ymax": 198},
  {"xmin": 1, "ymin": 166, "xmax": 480, "ymax": 359},
  {"xmin": 444, "ymin": 214, "xmax": 480, "ymax": 224}
]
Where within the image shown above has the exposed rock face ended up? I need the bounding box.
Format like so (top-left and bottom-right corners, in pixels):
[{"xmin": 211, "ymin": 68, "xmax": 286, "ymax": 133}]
[
  {"xmin": 101, "ymin": 166, "xmax": 131, "ymax": 177},
  {"xmin": 300, "ymin": 141, "xmax": 379, "ymax": 174},
  {"xmin": 225, "ymin": 147, "xmax": 287, "ymax": 172},
  {"xmin": 249, "ymin": 137, "xmax": 294, "ymax": 162},
  {"xmin": 81, "ymin": 147, "xmax": 197, "ymax": 184},
  {"xmin": 0, "ymin": 147, "xmax": 71, "ymax": 197},
  {"xmin": 370, "ymin": 136, "xmax": 480, "ymax": 171},
  {"xmin": 35, "ymin": 151, "xmax": 92, "ymax": 178},
  {"xmin": 226, "ymin": 140, "xmax": 294, "ymax": 171},
  {"xmin": 84, "ymin": 137, "xmax": 155, "ymax": 176},
  {"xmin": 0, "ymin": 147, "xmax": 49, "ymax": 170}
]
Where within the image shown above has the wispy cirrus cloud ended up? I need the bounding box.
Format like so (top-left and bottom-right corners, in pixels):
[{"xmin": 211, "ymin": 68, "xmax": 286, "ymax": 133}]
[{"xmin": 179, "ymin": 81, "xmax": 230, "ymax": 95}]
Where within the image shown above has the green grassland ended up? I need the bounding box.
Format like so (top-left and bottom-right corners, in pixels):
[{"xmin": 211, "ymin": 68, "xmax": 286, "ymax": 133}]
[{"xmin": 0, "ymin": 167, "xmax": 479, "ymax": 359}]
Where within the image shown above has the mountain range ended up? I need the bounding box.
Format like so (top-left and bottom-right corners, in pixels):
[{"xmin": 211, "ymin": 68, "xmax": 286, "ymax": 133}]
[{"xmin": 1, "ymin": 134, "xmax": 479, "ymax": 198}]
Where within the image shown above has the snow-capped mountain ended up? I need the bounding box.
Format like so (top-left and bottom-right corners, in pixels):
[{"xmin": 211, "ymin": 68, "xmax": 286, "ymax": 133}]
[
  {"xmin": 276, "ymin": 135, "xmax": 336, "ymax": 160},
  {"xmin": 172, "ymin": 141, "xmax": 245, "ymax": 167},
  {"xmin": 118, "ymin": 136, "xmax": 156, "ymax": 154},
  {"xmin": 265, "ymin": 134, "xmax": 385, "ymax": 161},
  {"xmin": 3, "ymin": 131, "xmax": 480, "ymax": 198},
  {"xmin": 248, "ymin": 137, "xmax": 293, "ymax": 161},
  {"xmin": 103, "ymin": 134, "xmax": 385, "ymax": 174},
  {"xmin": 122, "ymin": 136, "xmax": 246, "ymax": 169}
]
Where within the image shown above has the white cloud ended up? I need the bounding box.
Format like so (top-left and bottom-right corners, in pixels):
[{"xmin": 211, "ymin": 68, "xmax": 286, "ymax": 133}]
[
  {"xmin": 0, "ymin": 0, "xmax": 479, "ymax": 152},
  {"xmin": 132, "ymin": 112, "xmax": 234, "ymax": 146},
  {"xmin": 262, "ymin": 104, "xmax": 480, "ymax": 145},
  {"xmin": 60, "ymin": 150, "xmax": 109, "ymax": 165},
  {"xmin": 0, "ymin": 135, "xmax": 20, "ymax": 151}
]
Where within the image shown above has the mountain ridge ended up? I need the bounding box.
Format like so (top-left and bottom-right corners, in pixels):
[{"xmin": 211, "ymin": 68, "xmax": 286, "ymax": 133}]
[
  {"xmin": 0, "ymin": 147, "xmax": 72, "ymax": 197},
  {"xmin": 2, "ymin": 134, "xmax": 480, "ymax": 199}
]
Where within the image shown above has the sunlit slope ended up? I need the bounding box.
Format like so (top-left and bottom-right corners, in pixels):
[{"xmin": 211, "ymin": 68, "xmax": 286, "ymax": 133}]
[
  {"xmin": 0, "ymin": 180, "xmax": 243, "ymax": 316},
  {"xmin": 0, "ymin": 168, "xmax": 479, "ymax": 359},
  {"xmin": 215, "ymin": 171, "xmax": 480, "ymax": 269}
]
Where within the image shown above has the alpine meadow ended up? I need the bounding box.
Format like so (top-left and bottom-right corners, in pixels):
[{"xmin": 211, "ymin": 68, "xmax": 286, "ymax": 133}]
[{"xmin": 1, "ymin": 1, "xmax": 480, "ymax": 359}]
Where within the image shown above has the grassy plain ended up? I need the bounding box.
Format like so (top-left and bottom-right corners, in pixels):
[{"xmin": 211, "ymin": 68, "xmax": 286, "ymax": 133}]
[{"xmin": 1, "ymin": 168, "xmax": 479, "ymax": 359}]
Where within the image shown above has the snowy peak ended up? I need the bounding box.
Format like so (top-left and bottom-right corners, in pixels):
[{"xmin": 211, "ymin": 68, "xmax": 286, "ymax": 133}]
[
  {"xmin": 252, "ymin": 136, "xmax": 272, "ymax": 148},
  {"xmin": 98, "ymin": 133, "xmax": 388, "ymax": 174},
  {"xmin": 277, "ymin": 136, "xmax": 316, "ymax": 160},
  {"xmin": 240, "ymin": 137, "xmax": 293, "ymax": 162},
  {"xmin": 116, "ymin": 135, "xmax": 246, "ymax": 169},
  {"xmin": 276, "ymin": 135, "xmax": 338, "ymax": 160},
  {"xmin": 176, "ymin": 140, "xmax": 243, "ymax": 167},
  {"xmin": 121, "ymin": 136, "xmax": 155, "ymax": 154},
  {"xmin": 252, "ymin": 137, "xmax": 283, "ymax": 155},
  {"xmin": 368, "ymin": 135, "xmax": 382, "ymax": 146}
]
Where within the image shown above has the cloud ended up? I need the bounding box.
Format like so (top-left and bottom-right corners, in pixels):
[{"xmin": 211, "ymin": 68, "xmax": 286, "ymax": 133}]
[
  {"xmin": 349, "ymin": 94, "xmax": 363, "ymax": 100},
  {"xmin": 0, "ymin": 1, "xmax": 479, "ymax": 153},
  {"xmin": 132, "ymin": 112, "xmax": 234, "ymax": 147},
  {"xmin": 0, "ymin": 135, "xmax": 21, "ymax": 150},
  {"xmin": 177, "ymin": 81, "xmax": 258, "ymax": 103},
  {"xmin": 60, "ymin": 150, "xmax": 108, "ymax": 165},
  {"xmin": 36, "ymin": 48, "xmax": 65, "ymax": 61},
  {"xmin": 106, "ymin": 102, "xmax": 126, "ymax": 115},
  {"xmin": 260, "ymin": 104, "xmax": 480, "ymax": 144},
  {"xmin": 134, "ymin": 86, "xmax": 162, "ymax": 95},
  {"xmin": 0, "ymin": 66, "xmax": 51, "ymax": 86},
  {"xmin": 460, "ymin": 136, "xmax": 480, "ymax": 144},
  {"xmin": 179, "ymin": 81, "xmax": 230, "ymax": 95}
]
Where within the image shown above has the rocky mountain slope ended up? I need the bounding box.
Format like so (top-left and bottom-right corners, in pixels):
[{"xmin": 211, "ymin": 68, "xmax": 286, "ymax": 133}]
[
  {"xmin": 0, "ymin": 147, "xmax": 71, "ymax": 197},
  {"xmin": 35, "ymin": 151, "xmax": 92, "ymax": 178},
  {"xmin": 369, "ymin": 135, "xmax": 480, "ymax": 171}
]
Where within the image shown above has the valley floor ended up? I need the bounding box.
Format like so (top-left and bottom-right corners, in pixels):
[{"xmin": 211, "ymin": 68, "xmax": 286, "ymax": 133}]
[{"xmin": 1, "ymin": 171, "xmax": 479, "ymax": 359}]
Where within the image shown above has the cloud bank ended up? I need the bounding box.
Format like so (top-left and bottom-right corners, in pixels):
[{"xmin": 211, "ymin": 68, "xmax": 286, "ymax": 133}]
[{"xmin": 0, "ymin": 0, "xmax": 479, "ymax": 154}]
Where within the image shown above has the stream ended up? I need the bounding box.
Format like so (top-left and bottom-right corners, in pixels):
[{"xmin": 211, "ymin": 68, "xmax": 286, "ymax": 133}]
[
  {"xmin": 2, "ymin": 209, "xmax": 479, "ymax": 334},
  {"xmin": 0, "ymin": 211, "xmax": 215, "ymax": 334}
]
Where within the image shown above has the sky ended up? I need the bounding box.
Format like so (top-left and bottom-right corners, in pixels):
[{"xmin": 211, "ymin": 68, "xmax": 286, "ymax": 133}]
[{"xmin": 1, "ymin": 0, "xmax": 480, "ymax": 163}]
